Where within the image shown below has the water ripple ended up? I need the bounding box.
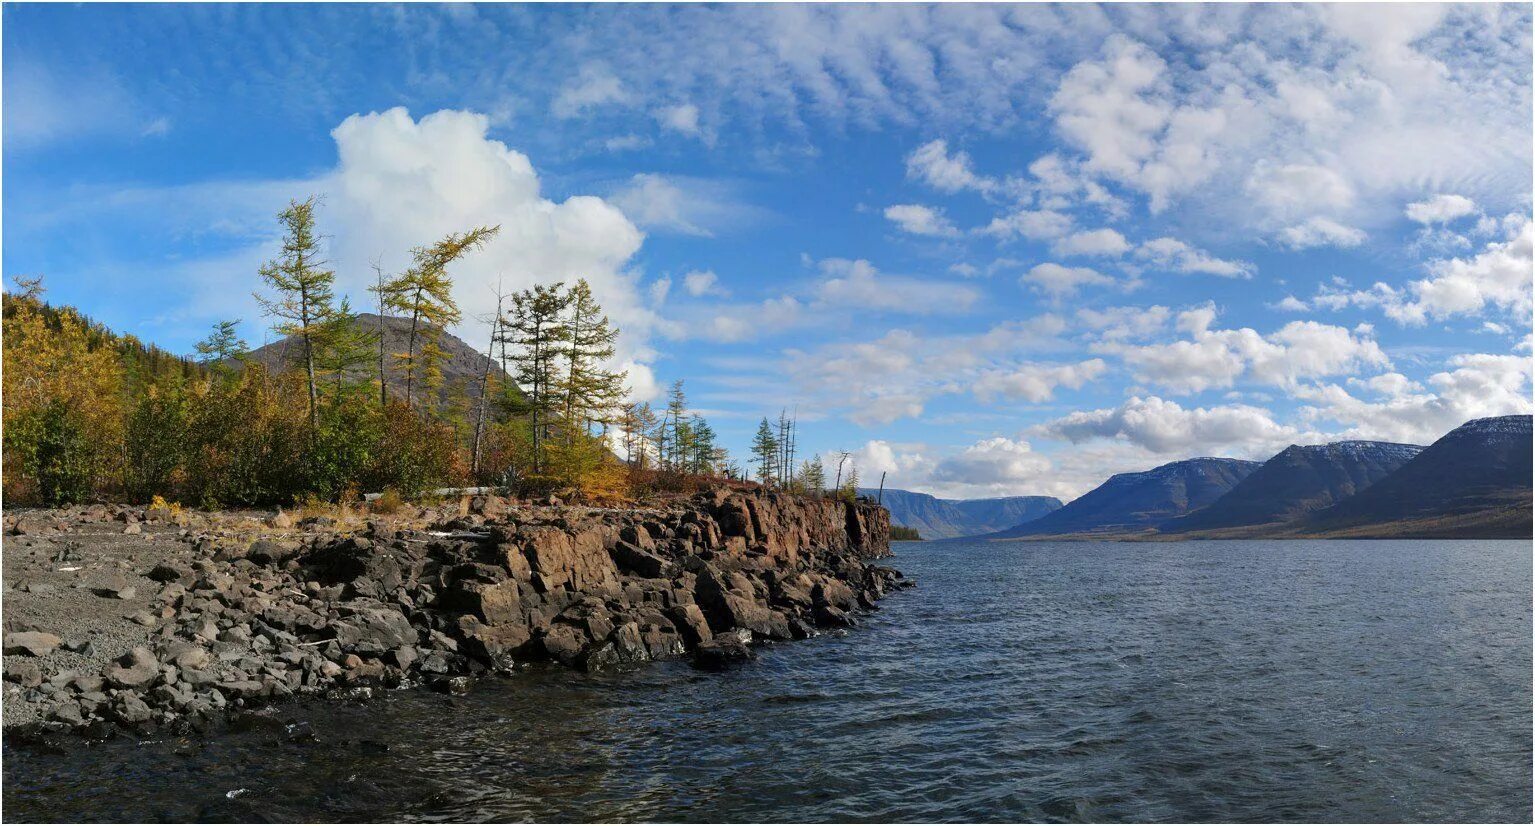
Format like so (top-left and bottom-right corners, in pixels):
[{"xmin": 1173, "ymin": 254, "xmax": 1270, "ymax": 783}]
[{"xmin": 5, "ymin": 539, "xmax": 1531, "ymax": 822}]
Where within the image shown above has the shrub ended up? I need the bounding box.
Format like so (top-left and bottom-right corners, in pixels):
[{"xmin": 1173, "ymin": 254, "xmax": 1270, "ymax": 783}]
[
  {"xmin": 8, "ymin": 401, "xmax": 97, "ymax": 506},
  {"xmin": 360, "ymin": 402, "xmax": 458, "ymax": 496},
  {"xmin": 124, "ymin": 384, "xmax": 187, "ymax": 502},
  {"xmin": 371, "ymin": 487, "xmax": 403, "ymax": 514}
]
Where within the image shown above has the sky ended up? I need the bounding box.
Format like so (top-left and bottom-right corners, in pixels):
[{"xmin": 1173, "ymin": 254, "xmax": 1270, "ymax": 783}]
[{"xmin": 4, "ymin": 3, "xmax": 1532, "ymax": 501}]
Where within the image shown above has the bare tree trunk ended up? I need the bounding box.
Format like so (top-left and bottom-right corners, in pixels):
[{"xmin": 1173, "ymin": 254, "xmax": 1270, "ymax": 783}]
[
  {"xmin": 530, "ymin": 333, "xmax": 542, "ymax": 474},
  {"xmin": 373, "ymin": 262, "xmax": 388, "ymax": 409},
  {"xmin": 877, "ymin": 471, "xmax": 886, "ymax": 505},
  {"xmin": 470, "ymin": 295, "xmax": 503, "ymax": 479},
  {"xmin": 404, "ymin": 295, "xmax": 422, "ymax": 410},
  {"xmin": 300, "ymin": 289, "xmax": 319, "ymax": 433}
]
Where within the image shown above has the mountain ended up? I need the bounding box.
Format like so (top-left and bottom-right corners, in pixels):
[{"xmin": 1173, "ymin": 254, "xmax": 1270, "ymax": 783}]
[
  {"xmin": 989, "ymin": 457, "xmax": 1262, "ymax": 538},
  {"xmin": 860, "ymin": 488, "xmax": 1062, "ymax": 539},
  {"xmin": 1163, "ymin": 441, "xmax": 1424, "ymax": 535},
  {"xmin": 245, "ymin": 313, "xmax": 515, "ymax": 407},
  {"xmin": 1299, "ymin": 415, "xmax": 1533, "ymax": 538}
]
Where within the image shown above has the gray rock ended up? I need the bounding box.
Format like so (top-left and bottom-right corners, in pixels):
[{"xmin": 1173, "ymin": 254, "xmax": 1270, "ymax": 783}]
[
  {"xmin": 692, "ymin": 634, "xmax": 756, "ymax": 669},
  {"xmin": 51, "ymin": 701, "xmax": 87, "ymax": 726},
  {"xmin": 4, "ymin": 659, "xmax": 43, "ymax": 687},
  {"xmin": 112, "ymin": 693, "xmax": 153, "ymax": 724},
  {"xmin": 3, "ymin": 631, "xmax": 61, "ymax": 656},
  {"xmin": 611, "ymin": 540, "xmax": 668, "ymax": 578},
  {"xmin": 147, "ymin": 563, "xmax": 191, "ymax": 583},
  {"xmin": 96, "ymin": 576, "xmax": 137, "ymax": 600},
  {"xmin": 246, "ymin": 540, "xmax": 299, "ymax": 566},
  {"xmin": 104, "ymin": 647, "xmax": 159, "ymax": 689}
]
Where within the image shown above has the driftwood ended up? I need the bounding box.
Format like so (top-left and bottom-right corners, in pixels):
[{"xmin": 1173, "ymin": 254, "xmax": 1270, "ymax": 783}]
[{"xmin": 362, "ymin": 486, "xmax": 499, "ymax": 502}]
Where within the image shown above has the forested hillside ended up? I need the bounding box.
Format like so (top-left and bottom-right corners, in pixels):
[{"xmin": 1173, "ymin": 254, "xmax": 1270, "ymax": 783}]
[{"xmin": 1, "ymin": 197, "xmax": 820, "ymax": 508}]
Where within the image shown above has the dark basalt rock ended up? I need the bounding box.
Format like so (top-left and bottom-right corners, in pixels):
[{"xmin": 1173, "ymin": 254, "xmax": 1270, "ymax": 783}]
[{"xmin": 8, "ymin": 488, "xmax": 907, "ymax": 737}]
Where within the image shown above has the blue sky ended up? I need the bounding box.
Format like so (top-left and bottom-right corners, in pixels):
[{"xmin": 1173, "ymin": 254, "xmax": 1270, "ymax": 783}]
[{"xmin": 5, "ymin": 3, "xmax": 1532, "ymax": 499}]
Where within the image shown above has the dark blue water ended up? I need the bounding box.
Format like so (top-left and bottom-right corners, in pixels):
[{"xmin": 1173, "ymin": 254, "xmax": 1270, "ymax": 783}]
[{"xmin": 6, "ymin": 539, "xmax": 1531, "ymax": 822}]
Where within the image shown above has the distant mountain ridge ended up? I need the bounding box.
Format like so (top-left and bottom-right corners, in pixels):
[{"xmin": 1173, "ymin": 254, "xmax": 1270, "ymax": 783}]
[
  {"xmin": 1163, "ymin": 440, "xmax": 1424, "ymax": 534},
  {"xmin": 988, "ymin": 457, "xmax": 1262, "ymax": 538},
  {"xmin": 981, "ymin": 416, "xmax": 1531, "ymax": 541},
  {"xmin": 859, "ymin": 488, "xmax": 1061, "ymax": 539},
  {"xmin": 1299, "ymin": 415, "xmax": 1532, "ymax": 538}
]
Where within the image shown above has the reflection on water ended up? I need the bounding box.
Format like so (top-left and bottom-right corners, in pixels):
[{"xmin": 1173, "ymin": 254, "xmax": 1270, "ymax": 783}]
[{"xmin": 6, "ymin": 539, "xmax": 1531, "ymax": 822}]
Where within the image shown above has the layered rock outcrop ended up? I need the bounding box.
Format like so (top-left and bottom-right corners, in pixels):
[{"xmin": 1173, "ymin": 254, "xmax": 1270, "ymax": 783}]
[{"xmin": 3, "ymin": 489, "xmax": 906, "ymax": 735}]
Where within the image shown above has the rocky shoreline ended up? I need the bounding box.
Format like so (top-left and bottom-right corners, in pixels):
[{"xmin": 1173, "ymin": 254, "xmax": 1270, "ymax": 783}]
[{"xmin": 2, "ymin": 489, "xmax": 907, "ymax": 738}]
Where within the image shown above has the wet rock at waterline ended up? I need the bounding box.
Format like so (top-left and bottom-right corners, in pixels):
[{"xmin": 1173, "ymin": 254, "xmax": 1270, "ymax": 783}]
[{"xmin": 1, "ymin": 489, "xmax": 908, "ymax": 737}]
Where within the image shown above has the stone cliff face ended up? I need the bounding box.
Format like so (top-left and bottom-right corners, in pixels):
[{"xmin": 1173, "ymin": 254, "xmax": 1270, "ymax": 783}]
[
  {"xmin": 341, "ymin": 488, "xmax": 899, "ymax": 672},
  {"xmin": 2, "ymin": 490, "xmax": 904, "ymax": 734}
]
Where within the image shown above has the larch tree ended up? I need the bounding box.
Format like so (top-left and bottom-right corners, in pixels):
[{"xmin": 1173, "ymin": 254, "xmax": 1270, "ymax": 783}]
[
  {"xmin": 619, "ymin": 401, "xmax": 658, "ymax": 467},
  {"xmin": 193, "ymin": 320, "xmax": 249, "ymax": 381},
  {"xmin": 254, "ymin": 196, "xmax": 335, "ymax": 432},
  {"xmin": 312, "ymin": 297, "xmax": 378, "ymax": 402},
  {"xmin": 557, "ymin": 279, "xmax": 625, "ymax": 439},
  {"xmin": 379, "ymin": 225, "xmax": 500, "ymax": 411},
  {"xmin": 752, "ymin": 417, "xmax": 779, "ymax": 486},
  {"xmin": 663, "ymin": 380, "xmax": 689, "ymax": 471},
  {"xmin": 509, "ymin": 281, "xmax": 570, "ymax": 473}
]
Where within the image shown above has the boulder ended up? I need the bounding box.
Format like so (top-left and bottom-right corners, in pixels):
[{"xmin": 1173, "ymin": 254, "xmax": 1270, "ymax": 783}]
[
  {"xmin": 610, "ymin": 540, "xmax": 668, "ymax": 579},
  {"xmin": 619, "ymin": 524, "xmax": 655, "ymax": 552},
  {"xmin": 4, "ymin": 659, "xmax": 43, "ymax": 687},
  {"xmin": 667, "ymin": 604, "xmax": 712, "ymax": 646},
  {"xmin": 111, "ymin": 693, "xmax": 153, "ymax": 725},
  {"xmin": 692, "ymin": 634, "xmax": 756, "ymax": 669},
  {"xmin": 469, "ymin": 495, "xmax": 509, "ymax": 520},
  {"xmin": 441, "ymin": 580, "xmax": 522, "ymax": 626},
  {"xmin": 246, "ymin": 540, "xmax": 300, "ymax": 566},
  {"xmin": 3, "ymin": 631, "xmax": 61, "ymax": 657},
  {"xmin": 104, "ymin": 647, "xmax": 159, "ymax": 689},
  {"xmin": 147, "ymin": 563, "xmax": 191, "ymax": 583},
  {"xmin": 331, "ymin": 608, "xmax": 417, "ymax": 656},
  {"xmin": 522, "ymin": 527, "xmax": 620, "ymax": 594},
  {"xmin": 96, "ymin": 576, "xmax": 137, "ymax": 600},
  {"xmin": 538, "ymin": 624, "xmax": 588, "ymax": 666}
]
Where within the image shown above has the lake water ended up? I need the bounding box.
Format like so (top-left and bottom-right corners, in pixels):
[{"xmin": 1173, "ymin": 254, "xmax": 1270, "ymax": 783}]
[{"xmin": 6, "ymin": 539, "xmax": 1531, "ymax": 822}]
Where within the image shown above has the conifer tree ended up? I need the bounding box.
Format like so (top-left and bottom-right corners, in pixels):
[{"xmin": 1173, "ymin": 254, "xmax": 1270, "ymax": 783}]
[
  {"xmin": 752, "ymin": 417, "xmax": 779, "ymax": 485},
  {"xmin": 688, "ymin": 415, "xmax": 718, "ymax": 475},
  {"xmin": 663, "ymin": 380, "xmax": 689, "ymax": 471},
  {"xmin": 194, "ymin": 320, "xmax": 249, "ymax": 380},
  {"xmin": 558, "ymin": 279, "xmax": 625, "ymax": 439},
  {"xmin": 367, "ymin": 261, "xmax": 391, "ymax": 408},
  {"xmin": 471, "ymin": 291, "xmax": 507, "ymax": 480},
  {"xmin": 801, "ymin": 456, "xmax": 827, "ymax": 495},
  {"xmin": 379, "ymin": 225, "xmax": 499, "ymax": 410},
  {"xmin": 619, "ymin": 401, "xmax": 658, "ymax": 467},
  {"xmin": 509, "ymin": 282, "xmax": 570, "ymax": 473},
  {"xmin": 255, "ymin": 196, "xmax": 335, "ymax": 431},
  {"xmin": 313, "ymin": 297, "xmax": 378, "ymax": 402}
]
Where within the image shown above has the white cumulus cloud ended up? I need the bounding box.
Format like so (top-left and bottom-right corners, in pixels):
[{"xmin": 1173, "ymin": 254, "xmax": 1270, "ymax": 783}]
[
  {"xmin": 883, "ymin": 203, "xmax": 960, "ymax": 237},
  {"xmin": 1021, "ymin": 263, "xmax": 1114, "ymax": 298},
  {"xmin": 1405, "ymin": 194, "xmax": 1478, "ymax": 225}
]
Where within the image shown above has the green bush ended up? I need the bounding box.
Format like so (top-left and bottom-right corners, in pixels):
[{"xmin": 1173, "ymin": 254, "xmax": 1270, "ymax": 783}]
[
  {"xmin": 305, "ymin": 402, "xmax": 385, "ymax": 499},
  {"xmin": 9, "ymin": 401, "xmax": 97, "ymax": 506},
  {"xmin": 360, "ymin": 402, "xmax": 458, "ymax": 496},
  {"xmin": 124, "ymin": 385, "xmax": 187, "ymax": 502}
]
